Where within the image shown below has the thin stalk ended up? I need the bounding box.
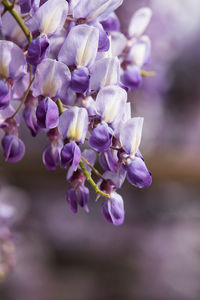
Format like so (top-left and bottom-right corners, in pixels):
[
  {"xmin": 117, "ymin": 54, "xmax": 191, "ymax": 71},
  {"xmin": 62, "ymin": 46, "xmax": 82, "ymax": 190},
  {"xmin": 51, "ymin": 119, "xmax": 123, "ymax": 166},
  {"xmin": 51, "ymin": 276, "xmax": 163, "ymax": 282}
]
[
  {"xmin": 79, "ymin": 161, "xmax": 110, "ymax": 198},
  {"xmin": 2, "ymin": 0, "xmax": 32, "ymax": 44},
  {"xmin": 56, "ymin": 98, "xmax": 64, "ymax": 115},
  {"xmin": 81, "ymin": 156, "xmax": 104, "ymax": 180}
]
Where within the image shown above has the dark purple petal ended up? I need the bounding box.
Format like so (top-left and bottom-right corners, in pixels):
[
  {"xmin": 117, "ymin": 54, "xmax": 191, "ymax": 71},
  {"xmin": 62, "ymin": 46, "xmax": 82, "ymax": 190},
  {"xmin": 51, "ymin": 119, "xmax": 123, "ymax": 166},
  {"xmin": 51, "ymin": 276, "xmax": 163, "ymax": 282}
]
[
  {"xmin": 70, "ymin": 67, "xmax": 90, "ymax": 93},
  {"xmin": 127, "ymin": 156, "xmax": 152, "ymax": 188},
  {"xmin": 27, "ymin": 35, "xmax": 50, "ymax": 66},
  {"xmin": 102, "ymin": 192, "xmax": 124, "ymax": 226},
  {"xmin": 99, "ymin": 148, "xmax": 118, "ymax": 172},
  {"xmin": 2, "ymin": 135, "xmax": 25, "ymax": 163},
  {"xmin": 19, "ymin": 0, "xmax": 39, "ymax": 14},
  {"xmin": 93, "ymin": 22, "xmax": 110, "ymax": 52},
  {"xmin": 0, "ymin": 81, "xmax": 10, "ymax": 110},
  {"xmin": 101, "ymin": 13, "xmax": 120, "ymax": 32},
  {"xmin": 42, "ymin": 144, "xmax": 60, "ymax": 171},
  {"xmin": 60, "ymin": 141, "xmax": 81, "ymax": 169},
  {"xmin": 23, "ymin": 105, "xmax": 40, "ymax": 136},
  {"xmin": 89, "ymin": 123, "xmax": 113, "ymax": 152},
  {"xmin": 122, "ymin": 65, "xmax": 143, "ymax": 91},
  {"xmin": 76, "ymin": 185, "xmax": 89, "ymax": 213},
  {"xmin": 36, "ymin": 97, "xmax": 59, "ymax": 129},
  {"xmin": 66, "ymin": 188, "xmax": 78, "ymax": 214}
]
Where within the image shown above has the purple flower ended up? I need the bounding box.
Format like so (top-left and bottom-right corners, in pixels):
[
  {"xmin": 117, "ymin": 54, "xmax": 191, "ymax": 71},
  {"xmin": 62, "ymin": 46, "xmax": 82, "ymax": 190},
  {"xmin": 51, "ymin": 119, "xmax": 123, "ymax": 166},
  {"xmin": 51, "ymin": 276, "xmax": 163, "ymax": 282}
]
[
  {"xmin": 23, "ymin": 103, "xmax": 40, "ymax": 136},
  {"xmin": 89, "ymin": 123, "xmax": 113, "ymax": 152},
  {"xmin": 36, "ymin": 97, "xmax": 59, "ymax": 129},
  {"xmin": 89, "ymin": 57, "xmax": 120, "ymax": 92},
  {"xmin": 0, "ymin": 40, "xmax": 26, "ymax": 80},
  {"xmin": 26, "ymin": 35, "xmax": 50, "ymax": 66},
  {"xmin": 26, "ymin": 0, "xmax": 69, "ymax": 36},
  {"xmin": 101, "ymin": 13, "xmax": 120, "ymax": 32},
  {"xmin": 128, "ymin": 7, "xmax": 152, "ymax": 38},
  {"xmin": 102, "ymin": 192, "xmax": 124, "ymax": 226},
  {"xmin": 93, "ymin": 22, "xmax": 110, "ymax": 52},
  {"xmin": 0, "ymin": 81, "xmax": 10, "ymax": 110},
  {"xmin": 126, "ymin": 156, "xmax": 152, "ymax": 188},
  {"xmin": 42, "ymin": 143, "xmax": 60, "ymax": 171},
  {"xmin": 32, "ymin": 58, "xmax": 71, "ymax": 100},
  {"xmin": 122, "ymin": 65, "xmax": 143, "ymax": 91},
  {"xmin": 73, "ymin": 0, "xmax": 123, "ymax": 23},
  {"xmin": 66, "ymin": 186, "xmax": 89, "ymax": 214},
  {"xmin": 58, "ymin": 106, "xmax": 88, "ymax": 144},
  {"xmin": 70, "ymin": 67, "xmax": 90, "ymax": 93},
  {"xmin": 19, "ymin": 0, "xmax": 40, "ymax": 14},
  {"xmin": 58, "ymin": 24, "xmax": 99, "ymax": 68},
  {"xmin": 2, "ymin": 135, "xmax": 25, "ymax": 163},
  {"xmin": 127, "ymin": 36, "xmax": 151, "ymax": 67},
  {"xmin": 60, "ymin": 141, "xmax": 81, "ymax": 169}
]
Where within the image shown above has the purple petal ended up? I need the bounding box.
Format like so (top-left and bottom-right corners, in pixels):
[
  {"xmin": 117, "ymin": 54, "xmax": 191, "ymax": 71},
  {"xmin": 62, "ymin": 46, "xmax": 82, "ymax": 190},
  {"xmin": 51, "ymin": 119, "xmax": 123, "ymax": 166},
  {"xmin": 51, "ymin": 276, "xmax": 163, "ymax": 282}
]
[
  {"xmin": 58, "ymin": 24, "xmax": 99, "ymax": 68},
  {"xmin": 126, "ymin": 156, "xmax": 152, "ymax": 188},
  {"xmin": 102, "ymin": 192, "xmax": 124, "ymax": 226},
  {"xmin": 36, "ymin": 97, "xmax": 59, "ymax": 129},
  {"xmin": 42, "ymin": 144, "xmax": 60, "ymax": 171},
  {"xmin": 95, "ymin": 85, "xmax": 127, "ymax": 123},
  {"xmin": 92, "ymin": 22, "xmax": 110, "ymax": 52},
  {"xmin": 73, "ymin": 0, "xmax": 123, "ymax": 23},
  {"xmin": 32, "ymin": 58, "xmax": 71, "ymax": 100},
  {"xmin": 26, "ymin": 0, "xmax": 69, "ymax": 36},
  {"xmin": 89, "ymin": 57, "xmax": 120, "ymax": 92},
  {"xmin": 89, "ymin": 123, "xmax": 113, "ymax": 152},
  {"xmin": 70, "ymin": 67, "xmax": 90, "ymax": 93},
  {"xmin": 82, "ymin": 149, "xmax": 96, "ymax": 172},
  {"xmin": 99, "ymin": 148, "xmax": 118, "ymax": 173},
  {"xmin": 76, "ymin": 185, "xmax": 89, "ymax": 213},
  {"xmin": 120, "ymin": 117, "xmax": 143, "ymax": 155},
  {"xmin": 27, "ymin": 34, "xmax": 50, "ymax": 66},
  {"xmin": 66, "ymin": 188, "xmax": 78, "ymax": 214},
  {"xmin": 23, "ymin": 102, "xmax": 40, "ymax": 136},
  {"xmin": 0, "ymin": 40, "xmax": 27, "ymax": 79},
  {"xmin": 19, "ymin": 0, "xmax": 40, "ymax": 14},
  {"xmin": 122, "ymin": 65, "xmax": 143, "ymax": 91},
  {"xmin": 2, "ymin": 135, "xmax": 25, "ymax": 163},
  {"xmin": 128, "ymin": 7, "xmax": 152, "ymax": 38},
  {"xmin": 60, "ymin": 141, "xmax": 81, "ymax": 169},
  {"xmin": 0, "ymin": 81, "xmax": 10, "ymax": 110},
  {"xmin": 58, "ymin": 107, "xmax": 88, "ymax": 144},
  {"xmin": 101, "ymin": 13, "xmax": 120, "ymax": 32}
]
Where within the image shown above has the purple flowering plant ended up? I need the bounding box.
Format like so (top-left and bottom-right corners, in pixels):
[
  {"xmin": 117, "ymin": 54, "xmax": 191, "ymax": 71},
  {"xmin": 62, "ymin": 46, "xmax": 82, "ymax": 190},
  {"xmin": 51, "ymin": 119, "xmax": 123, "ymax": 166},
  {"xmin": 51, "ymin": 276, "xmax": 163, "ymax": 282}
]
[{"xmin": 0, "ymin": 0, "xmax": 154, "ymax": 226}]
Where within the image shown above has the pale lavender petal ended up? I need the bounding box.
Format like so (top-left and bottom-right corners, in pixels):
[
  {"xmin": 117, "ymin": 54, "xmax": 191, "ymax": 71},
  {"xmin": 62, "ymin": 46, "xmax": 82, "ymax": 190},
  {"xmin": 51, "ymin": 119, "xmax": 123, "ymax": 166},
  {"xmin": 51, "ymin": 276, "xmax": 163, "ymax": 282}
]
[
  {"xmin": 0, "ymin": 40, "xmax": 27, "ymax": 79},
  {"xmin": 82, "ymin": 149, "xmax": 96, "ymax": 172},
  {"xmin": 128, "ymin": 7, "xmax": 152, "ymax": 38},
  {"xmin": 89, "ymin": 57, "xmax": 120, "ymax": 92},
  {"xmin": 2, "ymin": 134, "xmax": 25, "ymax": 163},
  {"xmin": 102, "ymin": 191, "xmax": 124, "ymax": 226},
  {"xmin": 89, "ymin": 123, "xmax": 113, "ymax": 152},
  {"xmin": 122, "ymin": 65, "xmax": 143, "ymax": 91},
  {"xmin": 127, "ymin": 156, "xmax": 152, "ymax": 188},
  {"xmin": 73, "ymin": 0, "xmax": 123, "ymax": 23},
  {"xmin": 103, "ymin": 168, "xmax": 126, "ymax": 189},
  {"xmin": 120, "ymin": 117, "xmax": 143, "ymax": 156},
  {"xmin": 26, "ymin": 0, "xmax": 68, "ymax": 36},
  {"xmin": 11, "ymin": 73, "xmax": 29, "ymax": 101},
  {"xmin": 58, "ymin": 24, "xmax": 99, "ymax": 68},
  {"xmin": 95, "ymin": 85, "xmax": 127, "ymax": 123},
  {"xmin": 110, "ymin": 31, "xmax": 127, "ymax": 57},
  {"xmin": 32, "ymin": 58, "xmax": 71, "ymax": 99},
  {"xmin": 58, "ymin": 106, "xmax": 88, "ymax": 144},
  {"xmin": 127, "ymin": 35, "xmax": 151, "ymax": 67}
]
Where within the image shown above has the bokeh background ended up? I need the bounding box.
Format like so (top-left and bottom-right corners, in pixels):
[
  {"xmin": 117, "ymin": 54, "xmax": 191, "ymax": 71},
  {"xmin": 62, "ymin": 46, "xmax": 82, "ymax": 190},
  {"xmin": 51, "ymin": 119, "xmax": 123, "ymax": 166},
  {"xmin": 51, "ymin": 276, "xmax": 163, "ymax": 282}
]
[{"xmin": 1, "ymin": 0, "xmax": 200, "ymax": 299}]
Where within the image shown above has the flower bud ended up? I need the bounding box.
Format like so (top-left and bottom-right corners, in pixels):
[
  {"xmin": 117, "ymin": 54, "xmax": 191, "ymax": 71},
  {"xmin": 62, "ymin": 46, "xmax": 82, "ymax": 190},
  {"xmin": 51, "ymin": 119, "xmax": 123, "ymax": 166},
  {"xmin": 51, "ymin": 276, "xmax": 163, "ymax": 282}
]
[
  {"xmin": 2, "ymin": 134, "xmax": 25, "ymax": 163},
  {"xmin": 36, "ymin": 97, "xmax": 59, "ymax": 129},
  {"xmin": 60, "ymin": 141, "xmax": 81, "ymax": 169},
  {"xmin": 102, "ymin": 191, "xmax": 124, "ymax": 226},
  {"xmin": 27, "ymin": 35, "xmax": 50, "ymax": 66},
  {"xmin": 89, "ymin": 123, "xmax": 113, "ymax": 152},
  {"xmin": 42, "ymin": 144, "xmax": 60, "ymax": 171},
  {"xmin": 122, "ymin": 65, "xmax": 142, "ymax": 91}
]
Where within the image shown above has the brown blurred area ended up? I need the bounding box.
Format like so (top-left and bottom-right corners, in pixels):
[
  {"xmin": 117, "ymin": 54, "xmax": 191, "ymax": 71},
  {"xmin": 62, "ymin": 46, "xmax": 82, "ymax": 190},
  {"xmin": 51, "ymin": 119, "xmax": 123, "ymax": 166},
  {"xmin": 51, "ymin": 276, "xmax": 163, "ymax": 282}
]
[{"xmin": 1, "ymin": 1, "xmax": 200, "ymax": 300}]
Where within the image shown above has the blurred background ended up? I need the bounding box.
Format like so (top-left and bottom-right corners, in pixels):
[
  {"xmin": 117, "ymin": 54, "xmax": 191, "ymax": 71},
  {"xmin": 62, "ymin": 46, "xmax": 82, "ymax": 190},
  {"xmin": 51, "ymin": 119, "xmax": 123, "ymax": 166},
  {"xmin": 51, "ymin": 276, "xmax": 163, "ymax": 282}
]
[{"xmin": 1, "ymin": 0, "xmax": 200, "ymax": 299}]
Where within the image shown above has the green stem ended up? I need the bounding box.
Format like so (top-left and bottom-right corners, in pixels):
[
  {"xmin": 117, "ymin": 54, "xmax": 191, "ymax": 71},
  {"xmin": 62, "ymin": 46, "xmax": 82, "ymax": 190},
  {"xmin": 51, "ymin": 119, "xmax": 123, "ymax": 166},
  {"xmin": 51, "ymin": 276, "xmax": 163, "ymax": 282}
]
[
  {"xmin": 56, "ymin": 98, "xmax": 64, "ymax": 115},
  {"xmin": 79, "ymin": 161, "xmax": 110, "ymax": 198},
  {"xmin": 2, "ymin": 0, "xmax": 32, "ymax": 44},
  {"xmin": 10, "ymin": 76, "xmax": 34, "ymax": 119}
]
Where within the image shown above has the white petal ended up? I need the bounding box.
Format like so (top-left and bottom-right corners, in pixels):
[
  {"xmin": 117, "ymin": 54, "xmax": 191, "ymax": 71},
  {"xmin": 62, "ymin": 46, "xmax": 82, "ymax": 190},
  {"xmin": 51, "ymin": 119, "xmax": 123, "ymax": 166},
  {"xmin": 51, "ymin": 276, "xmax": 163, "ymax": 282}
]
[{"xmin": 128, "ymin": 7, "xmax": 152, "ymax": 38}]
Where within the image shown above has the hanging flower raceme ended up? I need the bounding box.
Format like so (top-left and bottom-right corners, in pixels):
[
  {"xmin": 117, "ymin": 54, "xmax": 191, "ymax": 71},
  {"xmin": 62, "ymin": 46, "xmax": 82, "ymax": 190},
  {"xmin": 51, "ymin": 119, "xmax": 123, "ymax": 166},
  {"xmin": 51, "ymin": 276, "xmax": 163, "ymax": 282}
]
[{"xmin": 0, "ymin": 0, "xmax": 154, "ymax": 227}]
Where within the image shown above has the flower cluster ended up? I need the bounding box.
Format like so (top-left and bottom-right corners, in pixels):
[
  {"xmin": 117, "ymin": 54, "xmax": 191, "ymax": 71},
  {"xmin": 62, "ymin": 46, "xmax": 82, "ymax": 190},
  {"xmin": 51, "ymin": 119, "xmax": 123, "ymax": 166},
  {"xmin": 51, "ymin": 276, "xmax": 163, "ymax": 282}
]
[{"xmin": 0, "ymin": 0, "xmax": 153, "ymax": 226}]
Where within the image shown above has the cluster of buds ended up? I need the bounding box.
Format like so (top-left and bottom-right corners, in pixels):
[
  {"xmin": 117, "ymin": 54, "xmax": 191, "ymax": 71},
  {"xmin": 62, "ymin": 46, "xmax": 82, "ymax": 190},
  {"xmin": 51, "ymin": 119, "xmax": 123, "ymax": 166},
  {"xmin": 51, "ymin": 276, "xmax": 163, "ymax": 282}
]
[{"xmin": 0, "ymin": 0, "xmax": 153, "ymax": 226}]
